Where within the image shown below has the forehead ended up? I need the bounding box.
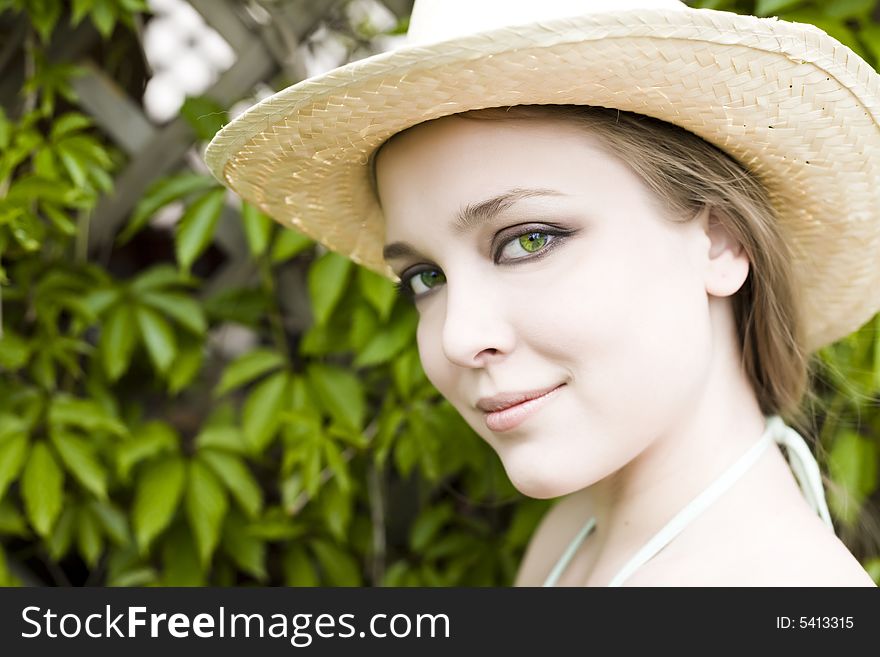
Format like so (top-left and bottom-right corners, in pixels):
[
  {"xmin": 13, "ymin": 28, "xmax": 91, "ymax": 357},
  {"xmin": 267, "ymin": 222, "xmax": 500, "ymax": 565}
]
[
  {"xmin": 375, "ymin": 113, "xmax": 600, "ymax": 173},
  {"xmin": 374, "ymin": 114, "xmax": 622, "ymax": 216}
]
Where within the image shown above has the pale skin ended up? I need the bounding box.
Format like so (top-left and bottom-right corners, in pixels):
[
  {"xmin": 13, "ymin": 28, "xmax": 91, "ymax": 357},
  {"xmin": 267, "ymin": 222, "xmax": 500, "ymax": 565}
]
[{"xmin": 374, "ymin": 113, "xmax": 876, "ymax": 586}]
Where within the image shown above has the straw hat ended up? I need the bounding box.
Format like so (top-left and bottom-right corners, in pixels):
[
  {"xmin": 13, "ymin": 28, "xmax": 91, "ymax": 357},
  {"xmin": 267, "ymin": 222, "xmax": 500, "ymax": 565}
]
[{"xmin": 205, "ymin": 0, "xmax": 880, "ymax": 353}]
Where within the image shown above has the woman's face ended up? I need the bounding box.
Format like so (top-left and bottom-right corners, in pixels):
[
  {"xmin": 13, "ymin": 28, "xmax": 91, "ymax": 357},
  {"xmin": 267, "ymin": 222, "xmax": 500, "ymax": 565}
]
[{"xmin": 375, "ymin": 114, "xmax": 722, "ymax": 499}]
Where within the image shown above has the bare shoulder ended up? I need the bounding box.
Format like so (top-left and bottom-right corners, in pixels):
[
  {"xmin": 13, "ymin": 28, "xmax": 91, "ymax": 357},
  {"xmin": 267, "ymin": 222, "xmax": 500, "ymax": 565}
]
[
  {"xmin": 514, "ymin": 487, "xmax": 597, "ymax": 586},
  {"xmin": 625, "ymin": 512, "xmax": 877, "ymax": 587}
]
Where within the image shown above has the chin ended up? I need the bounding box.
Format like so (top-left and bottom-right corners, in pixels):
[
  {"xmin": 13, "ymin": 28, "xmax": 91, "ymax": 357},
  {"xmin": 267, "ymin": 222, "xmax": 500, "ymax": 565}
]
[{"xmin": 505, "ymin": 464, "xmax": 580, "ymax": 500}]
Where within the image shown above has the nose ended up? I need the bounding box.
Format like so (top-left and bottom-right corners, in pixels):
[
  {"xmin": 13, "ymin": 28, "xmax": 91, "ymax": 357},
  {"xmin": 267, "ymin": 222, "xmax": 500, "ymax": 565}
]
[{"xmin": 440, "ymin": 276, "xmax": 516, "ymax": 368}]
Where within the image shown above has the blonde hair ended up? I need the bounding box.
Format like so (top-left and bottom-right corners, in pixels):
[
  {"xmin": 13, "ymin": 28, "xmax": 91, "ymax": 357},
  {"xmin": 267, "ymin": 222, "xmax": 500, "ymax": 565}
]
[{"xmin": 453, "ymin": 104, "xmax": 814, "ymax": 430}]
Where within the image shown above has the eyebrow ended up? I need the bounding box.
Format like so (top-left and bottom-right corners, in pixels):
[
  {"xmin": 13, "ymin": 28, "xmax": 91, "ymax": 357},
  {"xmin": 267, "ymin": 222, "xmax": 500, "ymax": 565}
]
[{"xmin": 382, "ymin": 187, "xmax": 567, "ymax": 262}]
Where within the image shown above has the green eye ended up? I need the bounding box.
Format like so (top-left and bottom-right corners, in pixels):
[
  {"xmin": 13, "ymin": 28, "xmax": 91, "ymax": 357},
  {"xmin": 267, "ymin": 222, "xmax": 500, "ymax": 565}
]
[
  {"xmin": 417, "ymin": 269, "xmax": 445, "ymax": 290},
  {"xmin": 519, "ymin": 232, "xmax": 547, "ymax": 253},
  {"xmin": 395, "ymin": 227, "xmax": 565, "ymax": 303},
  {"xmin": 499, "ymin": 230, "xmax": 552, "ymax": 260},
  {"xmin": 395, "ymin": 268, "xmax": 446, "ymax": 301}
]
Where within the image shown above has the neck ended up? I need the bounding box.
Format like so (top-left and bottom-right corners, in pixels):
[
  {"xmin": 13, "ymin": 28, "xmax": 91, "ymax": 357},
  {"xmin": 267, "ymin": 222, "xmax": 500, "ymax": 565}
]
[{"xmin": 585, "ymin": 304, "xmax": 771, "ymax": 580}]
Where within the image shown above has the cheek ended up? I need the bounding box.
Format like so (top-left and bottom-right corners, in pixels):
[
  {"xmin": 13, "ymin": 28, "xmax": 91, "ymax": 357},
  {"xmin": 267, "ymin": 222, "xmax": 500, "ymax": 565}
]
[
  {"xmin": 415, "ymin": 311, "xmax": 454, "ymax": 396},
  {"xmin": 539, "ymin": 232, "xmax": 711, "ymax": 416}
]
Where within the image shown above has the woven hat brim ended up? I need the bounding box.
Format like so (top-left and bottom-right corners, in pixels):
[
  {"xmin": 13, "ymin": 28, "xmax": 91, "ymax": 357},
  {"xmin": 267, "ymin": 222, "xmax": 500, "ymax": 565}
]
[{"xmin": 205, "ymin": 7, "xmax": 880, "ymax": 353}]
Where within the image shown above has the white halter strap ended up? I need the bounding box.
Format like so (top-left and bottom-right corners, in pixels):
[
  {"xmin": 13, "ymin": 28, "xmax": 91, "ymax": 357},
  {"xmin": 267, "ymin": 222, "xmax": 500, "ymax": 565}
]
[{"xmin": 605, "ymin": 415, "xmax": 834, "ymax": 586}]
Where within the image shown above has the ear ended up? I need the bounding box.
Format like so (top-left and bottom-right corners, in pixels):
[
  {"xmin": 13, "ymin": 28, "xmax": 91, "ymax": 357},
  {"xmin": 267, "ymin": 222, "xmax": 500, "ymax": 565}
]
[{"xmin": 701, "ymin": 208, "xmax": 750, "ymax": 298}]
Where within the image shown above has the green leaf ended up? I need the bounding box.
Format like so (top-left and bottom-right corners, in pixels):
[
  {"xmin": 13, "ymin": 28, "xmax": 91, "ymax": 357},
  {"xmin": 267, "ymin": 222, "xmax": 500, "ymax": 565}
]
[
  {"xmin": 118, "ymin": 174, "xmax": 218, "ymax": 246},
  {"xmin": 202, "ymin": 286, "xmax": 270, "ymax": 327},
  {"xmin": 308, "ymin": 251, "xmax": 353, "ymax": 325},
  {"xmin": 0, "ymin": 414, "xmax": 29, "ymax": 442},
  {"xmin": 186, "ymin": 459, "xmax": 229, "ymax": 568},
  {"xmin": 358, "ymin": 266, "xmax": 397, "ymax": 322},
  {"xmin": 89, "ymin": 499, "xmax": 130, "ymax": 546},
  {"xmin": 0, "ymin": 106, "xmax": 10, "ymax": 150},
  {"xmin": 310, "ymin": 538, "xmax": 361, "ymax": 586},
  {"xmin": 375, "ymin": 406, "xmax": 404, "ymax": 467},
  {"xmin": 503, "ymin": 498, "xmax": 551, "ymax": 549},
  {"xmin": 119, "ymin": 0, "xmax": 150, "ymax": 12},
  {"xmin": 221, "ymin": 511, "xmax": 267, "ymax": 580},
  {"xmin": 42, "ymin": 204, "xmax": 77, "ymax": 237},
  {"xmin": 0, "ymin": 498, "xmax": 29, "ymax": 537},
  {"xmin": 51, "ymin": 112, "xmax": 93, "ymax": 139},
  {"xmin": 160, "ymin": 524, "xmax": 204, "ymax": 586},
  {"xmin": 198, "ymin": 449, "xmax": 263, "ymax": 518},
  {"xmin": 323, "ymin": 439, "xmax": 352, "ymax": 493},
  {"xmin": 132, "ymin": 455, "xmax": 186, "ymax": 552},
  {"xmin": 58, "ymin": 134, "xmax": 112, "ymax": 168},
  {"xmin": 283, "ymin": 544, "xmax": 318, "ymax": 586},
  {"xmin": 130, "ymin": 264, "xmax": 198, "ymax": 294},
  {"xmin": 194, "ymin": 425, "xmax": 247, "ymax": 454},
  {"xmin": 50, "ymin": 430, "xmax": 108, "ymax": 500},
  {"xmin": 180, "ymin": 96, "xmax": 228, "ymax": 141},
  {"xmin": 90, "ymin": 0, "xmax": 118, "ymax": 38},
  {"xmin": 168, "ymin": 340, "xmax": 205, "ymax": 394},
  {"xmin": 48, "ymin": 394, "xmax": 127, "ymax": 437},
  {"xmin": 77, "ymin": 504, "xmax": 104, "ymax": 567},
  {"xmin": 30, "ymin": 0, "xmax": 62, "ymax": 43},
  {"xmin": 21, "ymin": 442, "xmax": 65, "ymax": 537},
  {"xmin": 828, "ymin": 429, "xmax": 877, "ymax": 527},
  {"xmin": 175, "ymin": 188, "xmax": 225, "ymax": 273},
  {"xmin": 319, "ymin": 480, "xmax": 352, "ymax": 543},
  {"xmin": 349, "ymin": 302, "xmax": 379, "ymax": 351},
  {"xmin": 240, "ymin": 202, "xmax": 273, "ymax": 257},
  {"xmin": 821, "ymin": 0, "xmax": 875, "ymax": 19},
  {"xmin": 307, "ymin": 363, "xmax": 365, "ymax": 432},
  {"xmin": 381, "ymin": 561, "xmax": 412, "ymax": 587},
  {"xmin": 0, "ymin": 433, "xmax": 29, "ymax": 502},
  {"xmin": 247, "ymin": 507, "xmax": 307, "ymax": 542},
  {"xmin": 81, "ymin": 287, "xmax": 121, "ymax": 317},
  {"xmin": 864, "ymin": 24, "xmax": 880, "ymax": 67},
  {"xmin": 116, "ymin": 421, "xmax": 179, "ymax": 481},
  {"xmin": 242, "ymin": 370, "xmax": 289, "ymax": 453},
  {"xmin": 755, "ymin": 0, "xmax": 805, "ymax": 16},
  {"xmin": 138, "ymin": 290, "xmax": 207, "ymax": 335},
  {"xmin": 354, "ymin": 303, "xmax": 418, "ymax": 368},
  {"xmin": 0, "ymin": 331, "xmax": 31, "ymax": 369},
  {"xmin": 409, "ymin": 502, "xmax": 455, "ymax": 553},
  {"xmin": 30, "ymin": 348, "xmax": 56, "ymax": 391},
  {"xmin": 135, "ymin": 304, "xmax": 178, "ymax": 374},
  {"xmin": 874, "ymin": 313, "xmax": 880, "ymax": 394},
  {"xmin": 271, "ymin": 227, "xmax": 314, "ymax": 263},
  {"xmin": 47, "ymin": 505, "xmax": 77, "ymax": 561},
  {"xmin": 214, "ymin": 348, "xmax": 286, "ymax": 397},
  {"xmin": 56, "ymin": 142, "xmax": 89, "ymax": 187},
  {"xmin": 393, "ymin": 428, "xmax": 418, "ymax": 478},
  {"xmin": 391, "ymin": 345, "xmax": 427, "ymax": 402}
]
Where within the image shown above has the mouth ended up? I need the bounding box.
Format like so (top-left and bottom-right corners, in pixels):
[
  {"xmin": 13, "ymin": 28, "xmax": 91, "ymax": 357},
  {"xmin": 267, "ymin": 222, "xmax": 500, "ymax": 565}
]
[{"xmin": 480, "ymin": 383, "xmax": 565, "ymax": 433}]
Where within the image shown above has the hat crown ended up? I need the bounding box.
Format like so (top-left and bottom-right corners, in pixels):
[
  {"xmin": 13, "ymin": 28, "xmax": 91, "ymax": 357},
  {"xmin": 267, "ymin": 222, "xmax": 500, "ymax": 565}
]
[{"xmin": 406, "ymin": 0, "xmax": 687, "ymax": 45}]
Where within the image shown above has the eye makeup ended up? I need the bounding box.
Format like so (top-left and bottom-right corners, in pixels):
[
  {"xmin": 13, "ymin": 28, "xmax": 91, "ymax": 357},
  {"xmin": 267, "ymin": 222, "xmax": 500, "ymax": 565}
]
[{"xmin": 393, "ymin": 222, "xmax": 576, "ymax": 302}]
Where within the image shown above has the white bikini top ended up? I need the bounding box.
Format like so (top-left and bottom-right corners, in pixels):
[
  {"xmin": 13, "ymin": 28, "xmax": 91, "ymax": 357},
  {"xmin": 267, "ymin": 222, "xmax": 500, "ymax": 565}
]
[{"xmin": 541, "ymin": 415, "xmax": 835, "ymax": 587}]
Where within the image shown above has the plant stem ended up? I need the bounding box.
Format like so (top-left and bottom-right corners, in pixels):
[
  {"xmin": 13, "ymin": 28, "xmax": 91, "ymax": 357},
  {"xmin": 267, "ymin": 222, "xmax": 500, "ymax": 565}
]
[
  {"xmin": 287, "ymin": 416, "xmax": 379, "ymax": 515},
  {"xmin": 367, "ymin": 459, "xmax": 386, "ymax": 585},
  {"xmin": 257, "ymin": 254, "xmax": 290, "ymax": 362},
  {"xmin": 75, "ymin": 208, "xmax": 90, "ymax": 262}
]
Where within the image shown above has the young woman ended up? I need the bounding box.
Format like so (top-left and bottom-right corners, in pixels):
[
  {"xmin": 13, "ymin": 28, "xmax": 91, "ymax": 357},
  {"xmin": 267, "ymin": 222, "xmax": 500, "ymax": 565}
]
[{"xmin": 206, "ymin": 0, "xmax": 880, "ymax": 585}]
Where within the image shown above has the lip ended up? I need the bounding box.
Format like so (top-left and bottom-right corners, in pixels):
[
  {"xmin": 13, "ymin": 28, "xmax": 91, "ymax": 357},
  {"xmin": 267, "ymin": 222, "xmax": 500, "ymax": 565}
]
[
  {"xmin": 478, "ymin": 384, "xmax": 565, "ymax": 432},
  {"xmin": 476, "ymin": 383, "xmax": 565, "ymax": 412}
]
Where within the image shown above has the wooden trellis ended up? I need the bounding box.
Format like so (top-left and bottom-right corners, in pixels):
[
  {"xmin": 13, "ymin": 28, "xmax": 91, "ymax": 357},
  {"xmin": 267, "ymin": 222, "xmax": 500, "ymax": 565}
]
[{"xmin": 0, "ymin": 0, "xmax": 413, "ymax": 300}]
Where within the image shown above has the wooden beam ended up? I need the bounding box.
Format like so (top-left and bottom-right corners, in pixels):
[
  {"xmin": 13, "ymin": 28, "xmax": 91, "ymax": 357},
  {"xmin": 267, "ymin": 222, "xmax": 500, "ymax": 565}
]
[
  {"xmin": 71, "ymin": 60, "xmax": 155, "ymax": 155},
  {"xmin": 88, "ymin": 37, "xmax": 276, "ymax": 255}
]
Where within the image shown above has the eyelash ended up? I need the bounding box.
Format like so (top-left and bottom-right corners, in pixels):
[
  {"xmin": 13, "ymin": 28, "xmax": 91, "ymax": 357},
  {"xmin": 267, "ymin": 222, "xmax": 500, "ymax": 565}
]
[{"xmin": 393, "ymin": 225, "xmax": 571, "ymax": 302}]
